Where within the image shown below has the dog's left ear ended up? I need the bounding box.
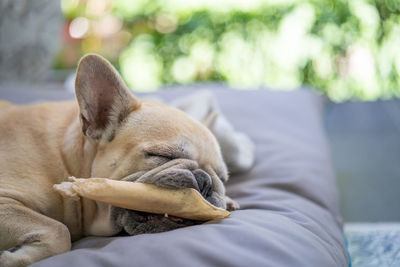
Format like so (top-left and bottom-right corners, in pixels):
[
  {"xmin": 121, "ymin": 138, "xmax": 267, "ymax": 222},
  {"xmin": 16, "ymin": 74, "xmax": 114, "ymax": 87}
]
[{"xmin": 75, "ymin": 54, "xmax": 139, "ymax": 141}]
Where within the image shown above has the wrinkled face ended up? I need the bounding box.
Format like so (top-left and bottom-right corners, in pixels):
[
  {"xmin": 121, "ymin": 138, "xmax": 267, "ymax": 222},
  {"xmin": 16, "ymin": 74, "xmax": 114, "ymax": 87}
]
[
  {"xmin": 75, "ymin": 54, "xmax": 228, "ymax": 234},
  {"xmin": 91, "ymin": 100, "xmax": 228, "ymax": 187},
  {"xmin": 91, "ymin": 100, "xmax": 228, "ymax": 234}
]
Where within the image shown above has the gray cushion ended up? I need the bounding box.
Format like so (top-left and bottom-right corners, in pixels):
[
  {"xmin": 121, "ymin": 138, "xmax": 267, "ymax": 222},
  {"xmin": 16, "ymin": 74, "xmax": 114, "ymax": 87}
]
[{"xmin": 32, "ymin": 88, "xmax": 348, "ymax": 267}]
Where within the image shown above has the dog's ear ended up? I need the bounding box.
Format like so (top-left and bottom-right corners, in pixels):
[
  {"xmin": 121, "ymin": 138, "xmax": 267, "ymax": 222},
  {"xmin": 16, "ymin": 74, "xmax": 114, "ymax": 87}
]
[
  {"xmin": 75, "ymin": 54, "xmax": 140, "ymax": 141},
  {"xmin": 202, "ymin": 111, "xmax": 218, "ymax": 130}
]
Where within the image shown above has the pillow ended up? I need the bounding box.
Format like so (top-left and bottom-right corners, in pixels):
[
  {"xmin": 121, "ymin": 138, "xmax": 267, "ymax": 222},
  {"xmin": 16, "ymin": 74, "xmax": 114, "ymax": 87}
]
[{"xmin": 32, "ymin": 88, "xmax": 348, "ymax": 267}]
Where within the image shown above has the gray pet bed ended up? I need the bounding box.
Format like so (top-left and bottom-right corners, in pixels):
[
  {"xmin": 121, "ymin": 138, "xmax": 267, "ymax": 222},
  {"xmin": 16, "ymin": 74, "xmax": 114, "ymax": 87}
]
[{"xmin": 19, "ymin": 88, "xmax": 348, "ymax": 267}]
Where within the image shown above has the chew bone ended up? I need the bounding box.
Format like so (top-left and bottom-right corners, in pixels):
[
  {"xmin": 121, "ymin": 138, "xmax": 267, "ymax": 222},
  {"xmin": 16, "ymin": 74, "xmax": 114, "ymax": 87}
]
[{"xmin": 54, "ymin": 177, "xmax": 230, "ymax": 221}]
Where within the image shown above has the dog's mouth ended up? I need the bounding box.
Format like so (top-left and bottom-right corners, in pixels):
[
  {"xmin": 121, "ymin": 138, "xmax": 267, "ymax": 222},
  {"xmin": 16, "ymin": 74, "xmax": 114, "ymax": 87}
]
[
  {"xmin": 133, "ymin": 211, "xmax": 189, "ymax": 224},
  {"xmin": 119, "ymin": 210, "xmax": 200, "ymax": 235}
]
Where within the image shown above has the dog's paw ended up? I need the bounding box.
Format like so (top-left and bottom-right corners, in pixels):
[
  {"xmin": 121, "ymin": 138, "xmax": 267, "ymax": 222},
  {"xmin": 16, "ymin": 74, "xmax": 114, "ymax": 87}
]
[
  {"xmin": 225, "ymin": 196, "xmax": 240, "ymax": 211},
  {"xmin": 0, "ymin": 249, "xmax": 29, "ymax": 267}
]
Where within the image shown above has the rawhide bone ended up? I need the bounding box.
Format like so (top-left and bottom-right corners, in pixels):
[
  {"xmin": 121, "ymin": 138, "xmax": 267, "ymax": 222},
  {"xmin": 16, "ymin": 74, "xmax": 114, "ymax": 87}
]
[{"xmin": 54, "ymin": 177, "xmax": 230, "ymax": 221}]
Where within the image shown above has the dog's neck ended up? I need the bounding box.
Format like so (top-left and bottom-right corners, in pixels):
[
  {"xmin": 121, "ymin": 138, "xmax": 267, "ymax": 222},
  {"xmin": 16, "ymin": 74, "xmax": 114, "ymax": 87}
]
[{"xmin": 61, "ymin": 112, "xmax": 98, "ymax": 179}]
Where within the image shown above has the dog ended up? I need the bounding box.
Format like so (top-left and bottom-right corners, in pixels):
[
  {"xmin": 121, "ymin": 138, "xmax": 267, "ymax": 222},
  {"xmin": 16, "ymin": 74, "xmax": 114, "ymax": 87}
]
[{"xmin": 0, "ymin": 54, "xmax": 238, "ymax": 267}]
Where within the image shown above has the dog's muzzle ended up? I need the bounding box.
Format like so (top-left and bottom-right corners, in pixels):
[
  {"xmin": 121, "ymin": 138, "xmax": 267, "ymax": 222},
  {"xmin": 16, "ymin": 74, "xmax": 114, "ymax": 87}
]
[{"xmin": 111, "ymin": 159, "xmax": 222, "ymax": 235}]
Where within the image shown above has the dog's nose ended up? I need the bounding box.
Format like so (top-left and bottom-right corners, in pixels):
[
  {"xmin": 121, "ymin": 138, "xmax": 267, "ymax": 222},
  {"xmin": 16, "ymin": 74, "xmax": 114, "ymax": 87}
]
[
  {"xmin": 133, "ymin": 164, "xmax": 213, "ymax": 198},
  {"xmin": 192, "ymin": 169, "xmax": 212, "ymax": 198}
]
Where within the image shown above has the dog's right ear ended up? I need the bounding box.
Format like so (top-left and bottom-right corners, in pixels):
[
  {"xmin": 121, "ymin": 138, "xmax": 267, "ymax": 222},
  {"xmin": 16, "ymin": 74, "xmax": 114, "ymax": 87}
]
[
  {"xmin": 75, "ymin": 54, "xmax": 140, "ymax": 141},
  {"xmin": 202, "ymin": 111, "xmax": 218, "ymax": 130}
]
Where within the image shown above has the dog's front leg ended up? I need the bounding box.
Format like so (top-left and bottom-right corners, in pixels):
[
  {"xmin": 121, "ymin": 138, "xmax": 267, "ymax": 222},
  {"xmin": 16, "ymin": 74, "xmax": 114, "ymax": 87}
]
[{"xmin": 0, "ymin": 204, "xmax": 71, "ymax": 267}]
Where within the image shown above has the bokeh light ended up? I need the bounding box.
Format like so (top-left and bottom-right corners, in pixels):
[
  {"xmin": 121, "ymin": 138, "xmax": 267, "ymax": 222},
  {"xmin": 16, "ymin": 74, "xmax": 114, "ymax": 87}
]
[
  {"xmin": 69, "ymin": 17, "xmax": 89, "ymax": 39},
  {"xmin": 56, "ymin": 0, "xmax": 400, "ymax": 101}
]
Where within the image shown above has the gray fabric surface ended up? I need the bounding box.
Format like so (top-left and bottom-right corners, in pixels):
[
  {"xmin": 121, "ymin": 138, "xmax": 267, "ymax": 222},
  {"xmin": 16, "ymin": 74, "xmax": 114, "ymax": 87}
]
[{"xmin": 29, "ymin": 89, "xmax": 348, "ymax": 267}]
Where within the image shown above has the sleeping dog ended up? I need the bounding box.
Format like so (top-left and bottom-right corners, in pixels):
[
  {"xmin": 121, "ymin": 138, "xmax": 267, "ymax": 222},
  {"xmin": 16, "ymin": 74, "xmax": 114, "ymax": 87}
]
[{"xmin": 0, "ymin": 54, "xmax": 238, "ymax": 267}]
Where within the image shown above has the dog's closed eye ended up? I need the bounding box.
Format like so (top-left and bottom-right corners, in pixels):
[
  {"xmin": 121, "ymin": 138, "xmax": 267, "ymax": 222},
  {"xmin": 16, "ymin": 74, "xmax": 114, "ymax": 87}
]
[
  {"xmin": 145, "ymin": 152, "xmax": 176, "ymax": 161},
  {"xmin": 144, "ymin": 144, "xmax": 189, "ymax": 162}
]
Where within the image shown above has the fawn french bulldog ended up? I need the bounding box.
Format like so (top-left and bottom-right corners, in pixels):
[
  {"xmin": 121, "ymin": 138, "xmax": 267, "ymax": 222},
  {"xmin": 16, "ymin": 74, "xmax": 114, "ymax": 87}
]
[{"xmin": 0, "ymin": 54, "xmax": 237, "ymax": 267}]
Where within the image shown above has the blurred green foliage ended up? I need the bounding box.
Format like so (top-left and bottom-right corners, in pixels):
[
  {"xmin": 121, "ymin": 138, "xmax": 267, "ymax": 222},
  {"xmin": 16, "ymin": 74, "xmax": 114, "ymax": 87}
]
[{"xmin": 58, "ymin": 0, "xmax": 400, "ymax": 101}]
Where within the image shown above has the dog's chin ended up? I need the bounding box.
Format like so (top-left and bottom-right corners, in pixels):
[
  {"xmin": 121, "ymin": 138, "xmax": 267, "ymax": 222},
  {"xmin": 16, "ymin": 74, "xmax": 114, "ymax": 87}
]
[{"xmin": 121, "ymin": 210, "xmax": 200, "ymax": 236}]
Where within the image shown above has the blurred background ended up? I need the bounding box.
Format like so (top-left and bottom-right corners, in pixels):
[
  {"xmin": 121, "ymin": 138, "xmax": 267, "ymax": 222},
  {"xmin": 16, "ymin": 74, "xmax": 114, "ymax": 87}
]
[
  {"xmin": 44, "ymin": 0, "xmax": 400, "ymax": 101},
  {"xmin": 1, "ymin": 0, "xmax": 400, "ymax": 101}
]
